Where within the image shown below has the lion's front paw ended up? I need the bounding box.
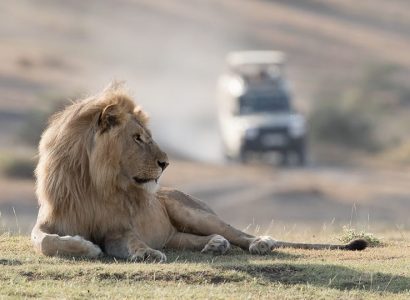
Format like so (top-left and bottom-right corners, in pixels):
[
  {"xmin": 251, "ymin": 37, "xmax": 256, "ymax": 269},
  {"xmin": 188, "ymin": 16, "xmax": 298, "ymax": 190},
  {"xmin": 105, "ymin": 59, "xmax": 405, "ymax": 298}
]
[
  {"xmin": 201, "ymin": 235, "xmax": 230, "ymax": 255},
  {"xmin": 249, "ymin": 236, "xmax": 278, "ymax": 255},
  {"xmin": 130, "ymin": 248, "xmax": 167, "ymax": 263},
  {"xmin": 52, "ymin": 235, "xmax": 102, "ymax": 258}
]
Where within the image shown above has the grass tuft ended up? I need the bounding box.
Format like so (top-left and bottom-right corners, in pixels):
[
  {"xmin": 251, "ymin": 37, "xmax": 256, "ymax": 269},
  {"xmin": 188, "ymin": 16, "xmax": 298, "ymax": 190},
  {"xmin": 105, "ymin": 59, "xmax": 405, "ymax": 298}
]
[{"xmin": 338, "ymin": 226, "xmax": 382, "ymax": 247}]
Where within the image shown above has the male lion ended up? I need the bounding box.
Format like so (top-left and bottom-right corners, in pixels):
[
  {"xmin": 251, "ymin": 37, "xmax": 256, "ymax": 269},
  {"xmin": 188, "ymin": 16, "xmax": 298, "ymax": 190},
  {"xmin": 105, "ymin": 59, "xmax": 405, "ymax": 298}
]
[{"xmin": 32, "ymin": 83, "xmax": 367, "ymax": 261}]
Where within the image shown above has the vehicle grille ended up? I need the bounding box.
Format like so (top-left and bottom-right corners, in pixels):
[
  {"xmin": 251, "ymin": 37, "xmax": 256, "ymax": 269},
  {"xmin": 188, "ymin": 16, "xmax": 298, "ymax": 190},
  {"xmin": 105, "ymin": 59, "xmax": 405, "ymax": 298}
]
[
  {"xmin": 259, "ymin": 126, "xmax": 289, "ymax": 136},
  {"xmin": 243, "ymin": 126, "xmax": 290, "ymax": 151}
]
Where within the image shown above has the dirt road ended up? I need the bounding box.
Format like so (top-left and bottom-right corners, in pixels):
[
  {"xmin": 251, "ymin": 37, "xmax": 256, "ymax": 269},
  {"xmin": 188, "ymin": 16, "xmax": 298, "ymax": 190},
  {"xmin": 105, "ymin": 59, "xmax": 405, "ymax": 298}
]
[{"xmin": 166, "ymin": 161, "xmax": 410, "ymax": 231}]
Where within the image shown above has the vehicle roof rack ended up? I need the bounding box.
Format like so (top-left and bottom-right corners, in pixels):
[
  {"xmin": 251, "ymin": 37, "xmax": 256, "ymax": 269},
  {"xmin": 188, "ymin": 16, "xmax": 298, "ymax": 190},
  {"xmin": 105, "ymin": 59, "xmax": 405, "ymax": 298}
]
[{"xmin": 226, "ymin": 51, "xmax": 286, "ymax": 67}]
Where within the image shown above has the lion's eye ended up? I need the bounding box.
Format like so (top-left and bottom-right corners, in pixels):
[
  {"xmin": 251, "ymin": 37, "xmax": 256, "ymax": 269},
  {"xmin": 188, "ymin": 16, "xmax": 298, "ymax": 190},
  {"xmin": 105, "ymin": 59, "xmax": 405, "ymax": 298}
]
[{"xmin": 133, "ymin": 134, "xmax": 143, "ymax": 143}]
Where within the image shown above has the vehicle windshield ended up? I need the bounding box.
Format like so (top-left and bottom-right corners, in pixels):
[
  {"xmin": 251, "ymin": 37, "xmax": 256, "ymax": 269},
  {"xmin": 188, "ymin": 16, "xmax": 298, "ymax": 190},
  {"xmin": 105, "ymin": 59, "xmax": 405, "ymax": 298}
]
[{"xmin": 237, "ymin": 90, "xmax": 290, "ymax": 115}]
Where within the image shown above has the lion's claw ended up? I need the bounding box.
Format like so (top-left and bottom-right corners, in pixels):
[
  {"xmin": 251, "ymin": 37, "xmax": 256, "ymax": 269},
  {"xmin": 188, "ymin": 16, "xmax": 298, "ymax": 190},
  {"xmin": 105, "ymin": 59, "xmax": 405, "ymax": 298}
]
[{"xmin": 130, "ymin": 248, "xmax": 167, "ymax": 263}]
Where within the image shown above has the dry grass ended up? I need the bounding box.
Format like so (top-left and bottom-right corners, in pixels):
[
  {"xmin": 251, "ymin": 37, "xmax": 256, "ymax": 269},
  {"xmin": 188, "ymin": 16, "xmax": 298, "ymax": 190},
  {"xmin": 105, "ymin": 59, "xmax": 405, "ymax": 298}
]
[{"xmin": 1, "ymin": 232, "xmax": 409, "ymax": 299}]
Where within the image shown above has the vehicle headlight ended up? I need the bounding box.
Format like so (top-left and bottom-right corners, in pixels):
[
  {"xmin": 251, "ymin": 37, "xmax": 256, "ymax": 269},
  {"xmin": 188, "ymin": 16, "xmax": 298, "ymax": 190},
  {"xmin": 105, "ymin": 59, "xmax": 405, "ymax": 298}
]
[
  {"xmin": 244, "ymin": 128, "xmax": 259, "ymax": 140},
  {"xmin": 289, "ymin": 115, "xmax": 306, "ymax": 138}
]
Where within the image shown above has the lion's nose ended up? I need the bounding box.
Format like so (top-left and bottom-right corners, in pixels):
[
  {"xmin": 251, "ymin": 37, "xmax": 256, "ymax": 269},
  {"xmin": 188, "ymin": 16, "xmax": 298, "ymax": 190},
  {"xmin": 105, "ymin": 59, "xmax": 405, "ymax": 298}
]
[{"xmin": 157, "ymin": 160, "xmax": 169, "ymax": 171}]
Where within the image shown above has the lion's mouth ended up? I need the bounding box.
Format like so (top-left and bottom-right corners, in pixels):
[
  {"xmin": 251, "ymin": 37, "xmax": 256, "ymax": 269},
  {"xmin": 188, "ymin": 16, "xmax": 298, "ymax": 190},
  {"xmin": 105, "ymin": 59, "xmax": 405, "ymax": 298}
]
[{"xmin": 133, "ymin": 176, "xmax": 159, "ymax": 185}]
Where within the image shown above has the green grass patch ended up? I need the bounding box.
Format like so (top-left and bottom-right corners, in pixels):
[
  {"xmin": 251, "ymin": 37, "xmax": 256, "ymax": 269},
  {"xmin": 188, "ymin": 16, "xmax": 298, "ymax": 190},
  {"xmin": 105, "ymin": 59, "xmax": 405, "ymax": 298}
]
[{"xmin": 0, "ymin": 233, "xmax": 409, "ymax": 299}]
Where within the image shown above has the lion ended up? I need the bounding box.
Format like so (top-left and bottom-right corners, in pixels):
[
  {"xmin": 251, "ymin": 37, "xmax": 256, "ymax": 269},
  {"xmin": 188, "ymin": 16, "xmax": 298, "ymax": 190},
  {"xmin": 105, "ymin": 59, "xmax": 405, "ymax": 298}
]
[{"xmin": 31, "ymin": 83, "xmax": 367, "ymax": 261}]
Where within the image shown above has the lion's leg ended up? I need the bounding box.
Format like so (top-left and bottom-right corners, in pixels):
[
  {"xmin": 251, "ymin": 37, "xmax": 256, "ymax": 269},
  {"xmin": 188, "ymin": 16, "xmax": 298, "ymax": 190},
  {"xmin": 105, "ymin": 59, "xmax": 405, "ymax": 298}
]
[
  {"xmin": 31, "ymin": 225, "xmax": 102, "ymax": 258},
  {"xmin": 166, "ymin": 232, "xmax": 230, "ymax": 255},
  {"xmin": 104, "ymin": 232, "xmax": 167, "ymax": 262},
  {"xmin": 159, "ymin": 189, "xmax": 368, "ymax": 253},
  {"xmin": 159, "ymin": 189, "xmax": 268, "ymax": 252}
]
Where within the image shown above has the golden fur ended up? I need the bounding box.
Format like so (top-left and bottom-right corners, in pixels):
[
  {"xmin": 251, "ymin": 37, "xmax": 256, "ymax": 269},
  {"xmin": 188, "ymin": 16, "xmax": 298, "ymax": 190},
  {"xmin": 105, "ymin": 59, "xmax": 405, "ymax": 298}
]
[{"xmin": 31, "ymin": 83, "xmax": 367, "ymax": 261}]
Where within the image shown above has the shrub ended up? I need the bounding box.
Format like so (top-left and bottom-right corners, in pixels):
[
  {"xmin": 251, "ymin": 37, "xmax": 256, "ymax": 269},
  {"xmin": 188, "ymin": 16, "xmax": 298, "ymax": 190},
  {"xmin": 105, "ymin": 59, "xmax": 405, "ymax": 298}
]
[
  {"xmin": 2, "ymin": 156, "xmax": 37, "ymax": 179},
  {"xmin": 309, "ymin": 95, "xmax": 378, "ymax": 152},
  {"xmin": 380, "ymin": 140, "xmax": 410, "ymax": 165},
  {"xmin": 18, "ymin": 95, "xmax": 71, "ymax": 147},
  {"xmin": 308, "ymin": 63, "xmax": 406, "ymax": 153}
]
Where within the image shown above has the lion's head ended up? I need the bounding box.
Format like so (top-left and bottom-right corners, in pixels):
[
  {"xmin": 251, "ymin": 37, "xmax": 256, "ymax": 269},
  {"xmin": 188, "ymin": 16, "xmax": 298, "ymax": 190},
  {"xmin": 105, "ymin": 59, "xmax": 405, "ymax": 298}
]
[
  {"xmin": 90, "ymin": 86, "xmax": 169, "ymax": 195},
  {"xmin": 36, "ymin": 83, "xmax": 168, "ymax": 210}
]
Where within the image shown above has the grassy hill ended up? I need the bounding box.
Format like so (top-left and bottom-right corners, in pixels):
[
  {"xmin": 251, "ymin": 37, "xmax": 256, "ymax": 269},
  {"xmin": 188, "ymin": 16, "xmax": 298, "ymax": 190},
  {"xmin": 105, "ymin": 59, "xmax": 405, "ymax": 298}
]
[
  {"xmin": 1, "ymin": 232, "xmax": 409, "ymax": 299},
  {"xmin": 1, "ymin": 0, "xmax": 410, "ymax": 162}
]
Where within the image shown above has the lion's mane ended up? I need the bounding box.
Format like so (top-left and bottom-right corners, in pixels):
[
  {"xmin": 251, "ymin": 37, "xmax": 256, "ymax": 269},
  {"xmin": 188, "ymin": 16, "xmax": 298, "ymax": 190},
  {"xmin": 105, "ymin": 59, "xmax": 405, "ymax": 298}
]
[{"xmin": 35, "ymin": 83, "xmax": 147, "ymax": 237}]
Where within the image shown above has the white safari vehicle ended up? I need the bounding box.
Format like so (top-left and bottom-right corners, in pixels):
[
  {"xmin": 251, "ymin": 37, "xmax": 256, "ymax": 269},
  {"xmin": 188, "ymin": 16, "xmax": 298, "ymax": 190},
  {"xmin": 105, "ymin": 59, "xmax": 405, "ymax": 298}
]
[{"xmin": 217, "ymin": 51, "xmax": 307, "ymax": 165}]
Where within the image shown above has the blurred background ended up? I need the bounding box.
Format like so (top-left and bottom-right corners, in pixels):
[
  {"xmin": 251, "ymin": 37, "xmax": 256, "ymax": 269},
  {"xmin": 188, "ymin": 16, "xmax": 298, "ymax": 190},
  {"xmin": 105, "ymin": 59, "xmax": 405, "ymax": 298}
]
[{"xmin": 1, "ymin": 0, "xmax": 410, "ymax": 236}]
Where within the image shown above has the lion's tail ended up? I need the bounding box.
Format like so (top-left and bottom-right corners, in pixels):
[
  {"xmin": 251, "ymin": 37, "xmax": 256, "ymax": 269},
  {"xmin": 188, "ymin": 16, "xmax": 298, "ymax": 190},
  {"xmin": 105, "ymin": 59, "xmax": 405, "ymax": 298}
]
[
  {"xmin": 31, "ymin": 225, "xmax": 102, "ymax": 258},
  {"xmin": 274, "ymin": 239, "xmax": 368, "ymax": 251}
]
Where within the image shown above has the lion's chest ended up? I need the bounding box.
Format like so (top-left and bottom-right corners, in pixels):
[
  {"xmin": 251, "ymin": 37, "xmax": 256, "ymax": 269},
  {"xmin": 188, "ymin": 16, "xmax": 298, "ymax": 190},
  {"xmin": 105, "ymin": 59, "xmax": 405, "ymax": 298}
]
[{"xmin": 132, "ymin": 199, "xmax": 175, "ymax": 249}]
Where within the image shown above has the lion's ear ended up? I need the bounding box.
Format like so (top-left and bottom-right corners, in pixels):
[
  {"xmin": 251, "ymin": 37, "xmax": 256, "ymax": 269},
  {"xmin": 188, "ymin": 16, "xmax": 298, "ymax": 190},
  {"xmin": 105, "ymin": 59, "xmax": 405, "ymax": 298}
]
[
  {"xmin": 134, "ymin": 106, "xmax": 149, "ymax": 125},
  {"xmin": 98, "ymin": 104, "xmax": 120, "ymax": 133}
]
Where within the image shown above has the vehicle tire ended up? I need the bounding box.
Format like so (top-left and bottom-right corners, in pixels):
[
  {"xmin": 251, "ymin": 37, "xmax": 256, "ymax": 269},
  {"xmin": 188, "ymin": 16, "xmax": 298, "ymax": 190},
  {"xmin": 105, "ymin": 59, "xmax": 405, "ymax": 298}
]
[
  {"xmin": 222, "ymin": 141, "xmax": 235, "ymax": 162},
  {"xmin": 238, "ymin": 149, "xmax": 249, "ymax": 164},
  {"xmin": 296, "ymin": 145, "xmax": 307, "ymax": 166},
  {"xmin": 280, "ymin": 150, "xmax": 290, "ymax": 167},
  {"xmin": 224, "ymin": 153, "xmax": 234, "ymax": 162}
]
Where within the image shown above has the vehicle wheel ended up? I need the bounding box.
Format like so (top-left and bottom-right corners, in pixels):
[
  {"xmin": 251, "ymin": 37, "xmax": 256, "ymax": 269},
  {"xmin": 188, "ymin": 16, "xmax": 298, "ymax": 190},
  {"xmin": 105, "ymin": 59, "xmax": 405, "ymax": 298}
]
[
  {"xmin": 280, "ymin": 150, "xmax": 290, "ymax": 167},
  {"xmin": 224, "ymin": 152, "xmax": 234, "ymax": 162},
  {"xmin": 238, "ymin": 149, "xmax": 249, "ymax": 164},
  {"xmin": 296, "ymin": 146, "xmax": 307, "ymax": 166},
  {"xmin": 222, "ymin": 142, "xmax": 235, "ymax": 162}
]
